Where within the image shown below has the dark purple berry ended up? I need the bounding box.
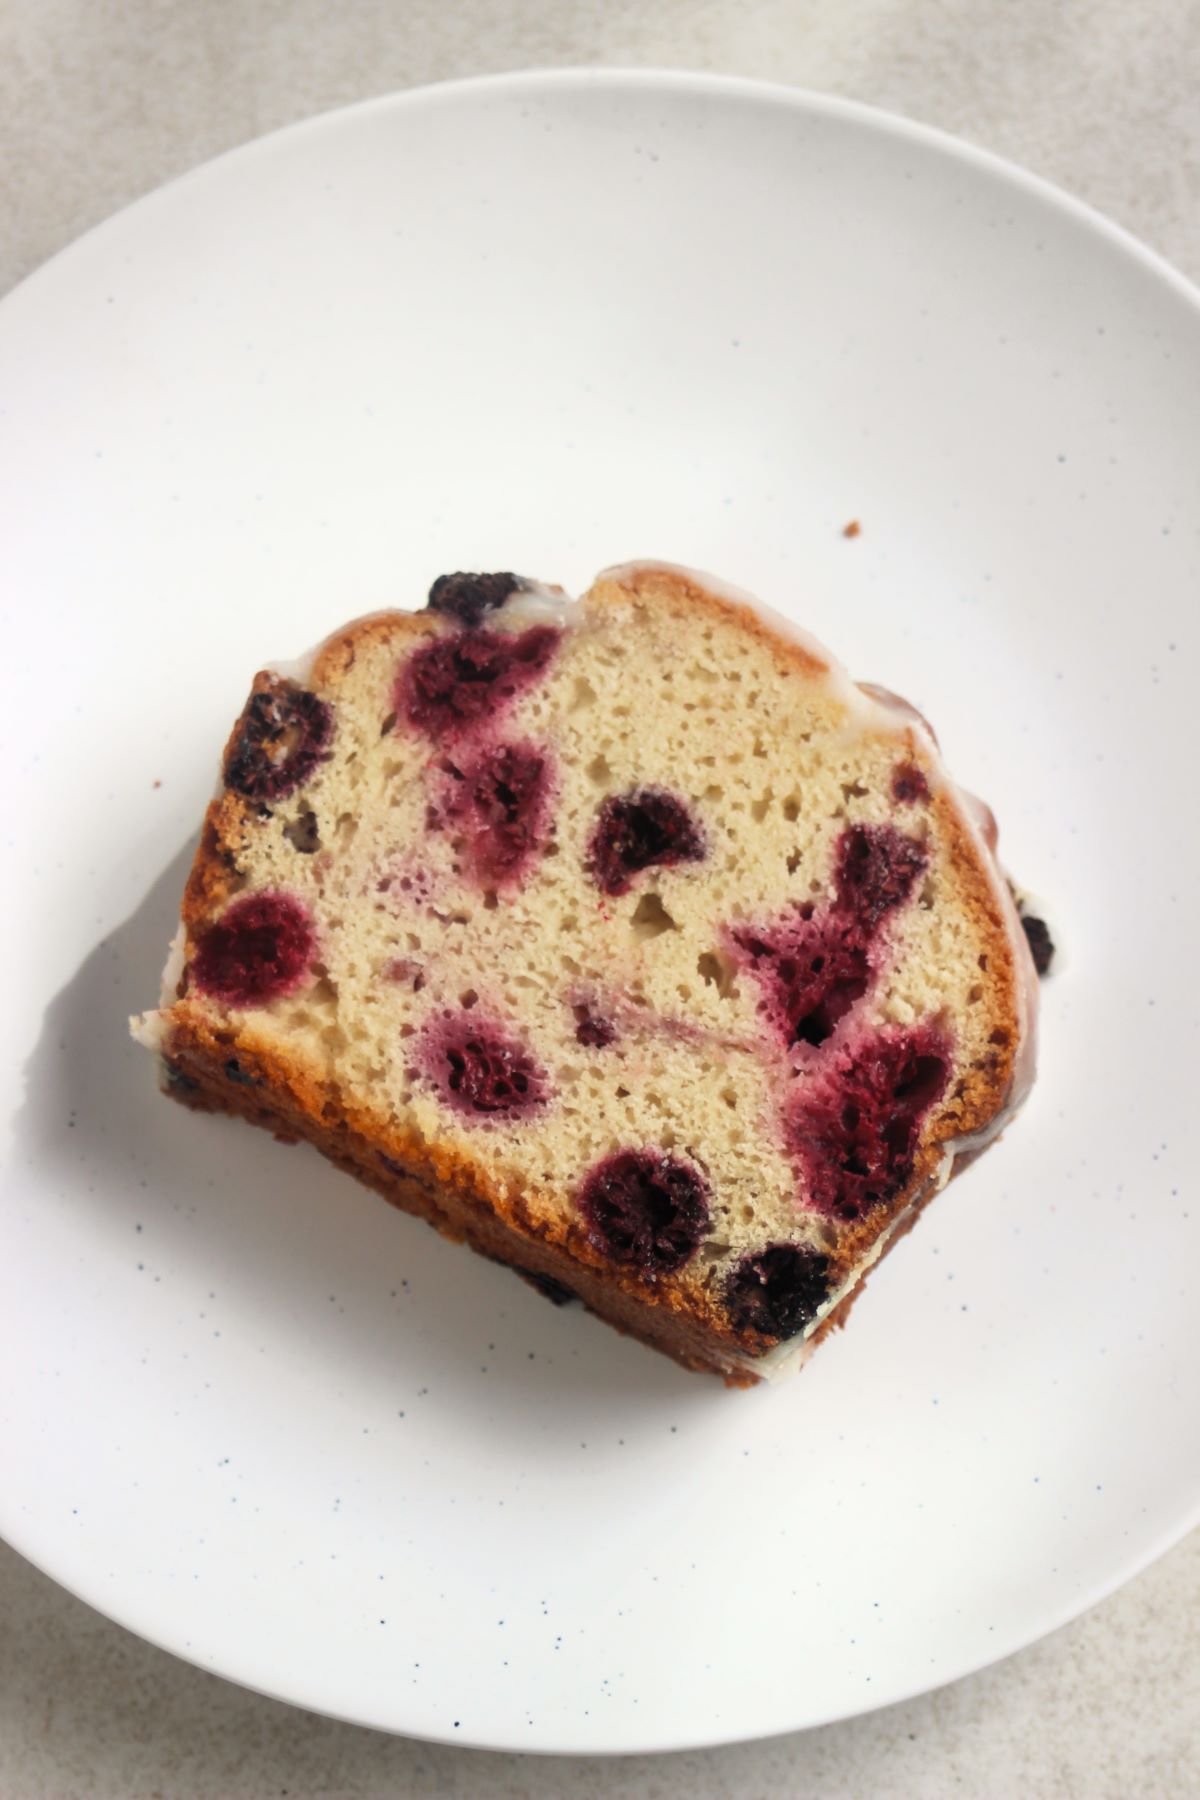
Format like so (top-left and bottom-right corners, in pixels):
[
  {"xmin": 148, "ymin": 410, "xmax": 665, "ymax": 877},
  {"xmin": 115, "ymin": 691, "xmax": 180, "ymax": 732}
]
[
  {"xmin": 833, "ymin": 824, "xmax": 927, "ymax": 932},
  {"xmin": 587, "ymin": 789, "xmax": 705, "ymax": 896},
  {"xmin": 399, "ymin": 625, "xmax": 559, "ymax": 739},
  {"xmin": 224, "ymin": 678, "xmax": 333, "ymax": 802},
  {"xmin": 191, "ymin": 891, "xmax": 315, "ymax": 1009},
  {"xmin": 577, "ymin": 1149, "xmax": 710, "ymax": 1276},
  {"xmin": 1020, "ymin": 913, "xmax": 1054, "ymax": 976},
  {"xmin": 730, "ymin": 824, "xmax": 926, "ymax": 1053},
  {"xmin": 891, "ymin": 762, "xmax": 930, "ymax": 804},
  {"xmin": 421, "ymin": 1015, "xmax": 548, "ymax": 1120},
  {"xmin": 725, "ymin": 1243, "xmax": 832, "ymax": 1339},
  {"xmin": 789, "ymin": 1024, "xmax": 951, "ymax": 1222},
  {"xmin": 426, "ymin": 571, "xmax": 524, "ymax": 627},
  {"xmin": 573, "ymin": 1003, "xmax": 616, "ymax": 1048}
]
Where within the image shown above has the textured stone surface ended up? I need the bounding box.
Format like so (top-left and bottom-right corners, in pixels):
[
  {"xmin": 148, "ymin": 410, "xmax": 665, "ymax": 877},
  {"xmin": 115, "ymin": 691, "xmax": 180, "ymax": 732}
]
[
  {"xmin": 2, "ymin": 1535, "xmax": 1199, "ymax": 1798},
  {"xmin": 3, "ymin": 3, "xmax": 1199, "ymax": 1793},
  {"xmin": 4, "ymin": 0, "xmax": 1200, "ymax": 297}
]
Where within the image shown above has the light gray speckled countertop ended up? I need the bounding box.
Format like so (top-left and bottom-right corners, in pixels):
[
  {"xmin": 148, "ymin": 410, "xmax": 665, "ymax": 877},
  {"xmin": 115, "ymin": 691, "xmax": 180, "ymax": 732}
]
[{"xmin": 3, "ymin": 4, "xmax": 1199, "ymax": 1796}]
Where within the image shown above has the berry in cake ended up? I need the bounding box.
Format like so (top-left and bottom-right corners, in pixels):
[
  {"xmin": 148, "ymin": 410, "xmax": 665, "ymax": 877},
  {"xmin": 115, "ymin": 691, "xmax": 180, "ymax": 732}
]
[
  {"xmin": 398, "ymin": 622, "xmax": 560, "ymax": 739},
  {"xmin": 190, "ymin": 891, "xmax": 316, "ymax": 1010},
  {"xmin": 724, "ymin": 1243, "xmax": 832, "ymax": 1340},
  {"xmin": 578, "ymin": 1149, "xmax": 711, "ymax": 1277},
  {"xmin": 587, "ymin": 789, "xmax": 706, "ymax": 896},
  {"xmin": 787, "ymin": 1024, "xmax": 952, "ymax": 1223},
  {"xmin": 427, "ymin": 740, "xmax": 553, "ymax": 889},
  {"xmin": 420, "ymin": 1013, "xmax": 549, "ymax": 1121},
  {"xmin": 426, "ymin": 570, "xmax": 524, "ymax": 627},
  {"xmin": 224, "ymin": 676, "xmax": 333, "ymax": 802}
]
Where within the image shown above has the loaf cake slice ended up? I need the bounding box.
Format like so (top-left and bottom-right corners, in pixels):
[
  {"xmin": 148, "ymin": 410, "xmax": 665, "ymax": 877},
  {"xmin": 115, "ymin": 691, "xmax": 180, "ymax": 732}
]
[{"xmin": 132, "ymin": 562, "xmax": 1038, "ymax": 1384}]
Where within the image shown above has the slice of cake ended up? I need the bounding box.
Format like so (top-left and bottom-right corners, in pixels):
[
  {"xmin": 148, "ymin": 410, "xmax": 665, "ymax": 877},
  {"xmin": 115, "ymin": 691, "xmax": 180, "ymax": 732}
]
[{"xmin": 133, "ymin": 562, "xmax": 1038, "ymax": 1384}]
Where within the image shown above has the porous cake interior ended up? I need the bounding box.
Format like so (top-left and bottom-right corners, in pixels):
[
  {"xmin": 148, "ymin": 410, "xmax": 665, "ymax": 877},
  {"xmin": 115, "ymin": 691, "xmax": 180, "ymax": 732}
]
[{"xmin": 155, "ymin": 564, "xmax": 1025, "ymax": 1367}]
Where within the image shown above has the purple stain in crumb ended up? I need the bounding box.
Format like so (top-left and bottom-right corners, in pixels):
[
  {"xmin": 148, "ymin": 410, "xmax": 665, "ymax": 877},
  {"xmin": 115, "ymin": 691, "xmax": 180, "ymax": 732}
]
[
  {"xmin": 833, "ymin": 823, "xmax": 927, "ymax": 933},
  {"xmin": 731, "ymin": 824, "xmax": 926, "ymax": 1051},
  {"xmin": 224, "ymin": 678, "xmax": 333, "ymax": 802},
  {"xmin": 732, "ymin": 912, "xmax": 870, "ymax": 1049},
  {"xmin": 432, "ymin": 740, "xmax": 552, "ymax": 886},
  {"xmin": 191, "ymin": 892, "xmax": 315, "ymax": 1009},
  {"xmin": 587, "ymin": 788, "xmax": 705, "ymax": 896},
  {"xmin": 891, "ymin": 761, "xmax": 930, "ymax": 804},
  {"xmin": 382, "ymin": 956, "xmax": 424, "ymax": 990},
  {"xmin": 398, "ymin": 624, "xmax": 559, "ymax": 738},
  {"xmin": 789, "ymin": 1023, "xmax": 951, "ymax": 1221},
  {"xmin": 421, "ymin": 1014, "xmax": 548, "ymax": 1120},
  {"xmin": 426, "ymin": 571, "xmax": 524, "ymax": 627},
  {"xmin": 725, "ymin": 1242, "xmax": 832, "ymax": 1339},
  {"xmin": 578, "ymin": 1149, "xmax": 710, "ymax": 1276},
  {"xmin": 374, "ymin": 854, "xmax": 440, "ymax": 914}
]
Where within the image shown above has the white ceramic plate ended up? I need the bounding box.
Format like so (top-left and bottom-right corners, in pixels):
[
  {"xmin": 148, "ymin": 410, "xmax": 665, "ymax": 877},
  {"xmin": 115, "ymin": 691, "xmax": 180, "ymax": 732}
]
[{"xmin": 2, "ymin": 70, "xmax": 1197, "ymax": 1753}]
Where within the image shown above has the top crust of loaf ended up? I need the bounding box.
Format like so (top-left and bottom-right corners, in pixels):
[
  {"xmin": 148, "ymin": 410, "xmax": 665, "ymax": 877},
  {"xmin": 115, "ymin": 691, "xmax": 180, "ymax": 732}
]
[{"xmin": 142, "ymin": 562, "xmax": 1036, "ymax": 1372}]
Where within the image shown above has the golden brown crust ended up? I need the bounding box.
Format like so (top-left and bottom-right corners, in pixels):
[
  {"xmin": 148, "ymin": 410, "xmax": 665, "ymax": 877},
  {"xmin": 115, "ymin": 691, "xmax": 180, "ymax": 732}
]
[
  {"xmin": 308, "ymin": 607, "xmax": 434, "ymax": 690},
  {"xmin": 588, "ymin": 562, "xmax": 832, "ymax": 679}
]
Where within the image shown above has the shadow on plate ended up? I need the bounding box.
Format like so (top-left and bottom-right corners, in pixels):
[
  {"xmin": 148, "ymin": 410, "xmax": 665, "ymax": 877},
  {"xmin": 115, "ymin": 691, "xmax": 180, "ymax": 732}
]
[{"xmin": 15, "ymin": 842, "xmax": 715, "ymax": 1433}]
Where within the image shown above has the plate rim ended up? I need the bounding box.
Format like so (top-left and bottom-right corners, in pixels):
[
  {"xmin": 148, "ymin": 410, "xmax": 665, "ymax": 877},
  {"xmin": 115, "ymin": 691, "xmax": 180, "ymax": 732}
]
[
  {"xmin": 4, "ymin": 65, "xmax": 1200, "ymax": 321},
  {"xmin": 3, "ymin": 65, "xmax": 1199, "ymax": 1753}
]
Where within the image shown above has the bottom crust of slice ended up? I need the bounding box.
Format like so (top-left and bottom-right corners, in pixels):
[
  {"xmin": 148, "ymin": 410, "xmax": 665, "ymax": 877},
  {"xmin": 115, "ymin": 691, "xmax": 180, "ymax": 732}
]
[
  {"xmin": 159, "ymin": 1046, "xmax": 982, "ymax": 1387},
  {"xmin": 162, "ymin": 1049, "xmax": 766, "ymax": 1386}
]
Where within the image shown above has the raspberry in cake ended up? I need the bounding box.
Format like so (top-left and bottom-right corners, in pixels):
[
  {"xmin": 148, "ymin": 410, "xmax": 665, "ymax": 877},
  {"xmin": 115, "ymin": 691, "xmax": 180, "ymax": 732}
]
[{"xmin": 132, "ymin": 561, "xmax": 1038, "ymax": 1384}]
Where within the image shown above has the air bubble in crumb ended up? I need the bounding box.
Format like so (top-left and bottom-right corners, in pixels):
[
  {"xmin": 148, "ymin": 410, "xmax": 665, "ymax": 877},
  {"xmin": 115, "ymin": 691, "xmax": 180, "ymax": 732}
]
[
  {"xmin": 284, "ymin": 810, "xmax": 321, "ymax": 854},
  {"xmin": 697, "ymin": 951, "xmax": 737, "ymax": 999},
  {"xmin": 630, "ymin": 893, "xmax": 677, "ymax": 940}
]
